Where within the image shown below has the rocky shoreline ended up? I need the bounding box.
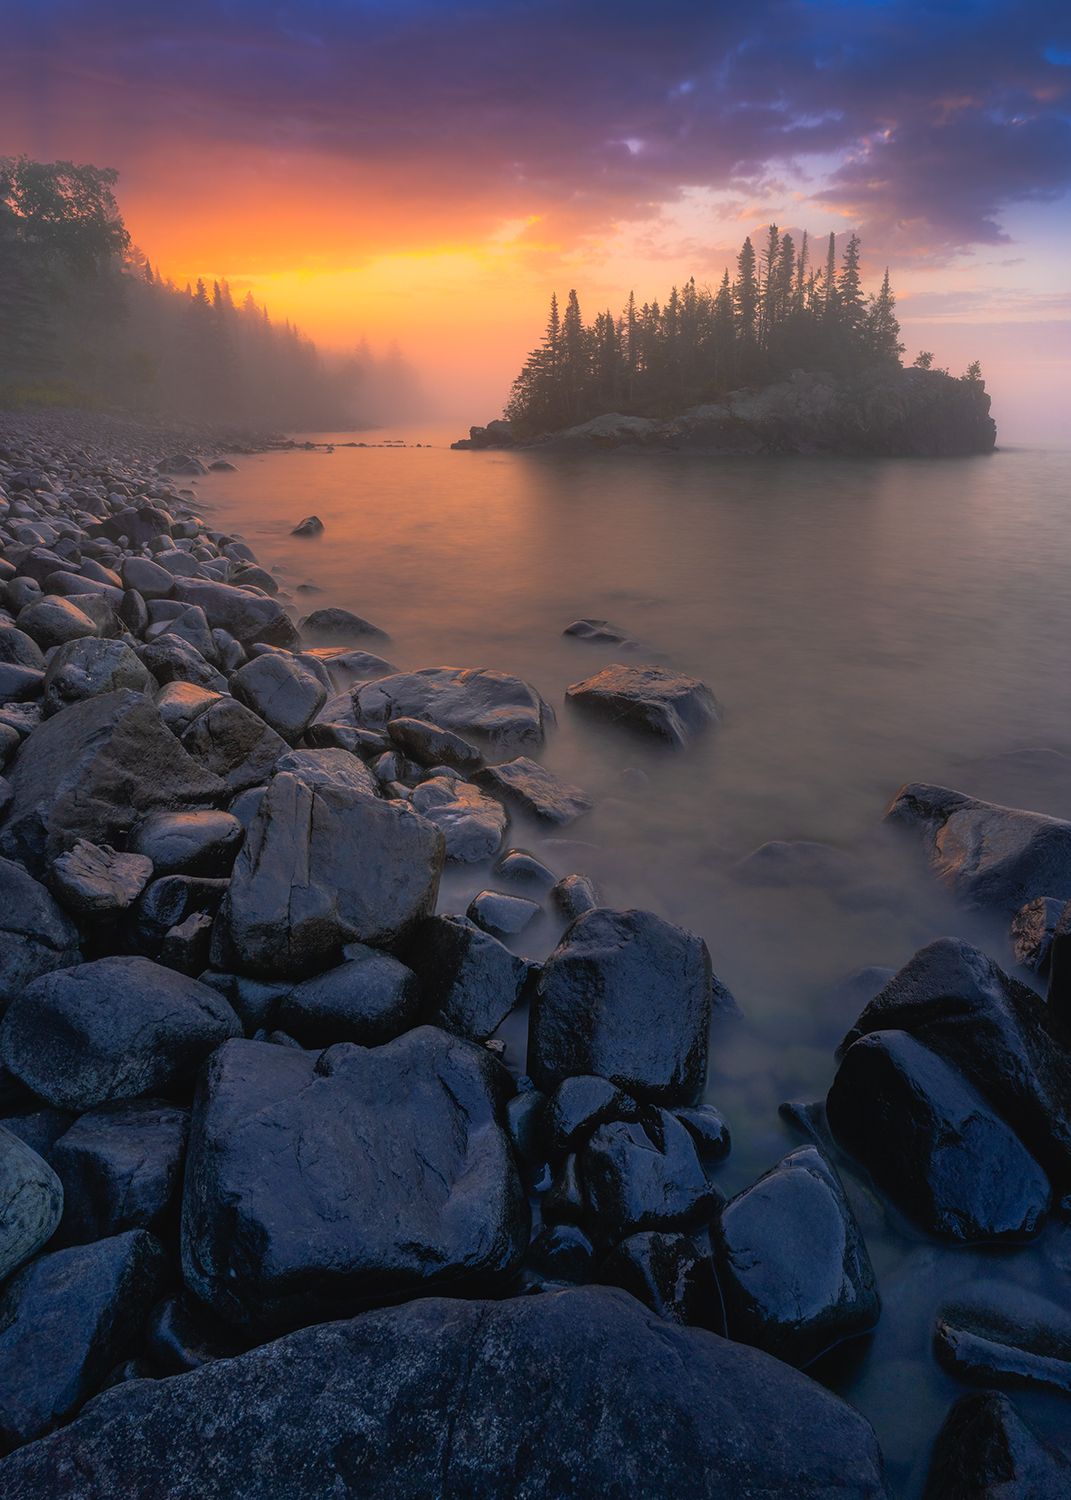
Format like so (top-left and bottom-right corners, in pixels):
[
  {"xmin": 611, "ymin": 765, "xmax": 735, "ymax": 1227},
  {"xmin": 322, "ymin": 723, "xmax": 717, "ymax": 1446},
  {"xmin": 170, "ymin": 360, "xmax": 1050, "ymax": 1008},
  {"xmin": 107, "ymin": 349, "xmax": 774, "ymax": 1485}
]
[{"xmin": 0, "ymin": 407, "xmax": 1068, "ymax": 1497}]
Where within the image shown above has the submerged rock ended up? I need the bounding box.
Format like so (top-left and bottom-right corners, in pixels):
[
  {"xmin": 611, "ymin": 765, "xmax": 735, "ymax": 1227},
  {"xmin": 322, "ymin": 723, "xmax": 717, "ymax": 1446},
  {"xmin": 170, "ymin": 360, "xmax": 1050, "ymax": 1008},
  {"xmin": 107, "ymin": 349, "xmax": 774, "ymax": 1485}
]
[
  {"xmin": 566, "ymin": 663, "xmax": 719, "ymax": 748},
  {"xmin": 923, "ymin": 1391, "xmax": 1071, "ymax": 1499},
  {"xmin": 466, "ymin": 888, "xmax": 541, "ymax": 936},
  {"xmin": 299, "ymin": 606, "xmax": 388, "ymax": 642},
  {"xmin": 355, "ymin": 666, "xmax": 554, "ymax": 753},
  {"xmin": 529, "ymin": 907, "xmax": 713, "ymax": 1103},
  {"xmin": 290, "ymin": 515, "xmax": 324, "ymax": 537},
  {"xmin": 828, "ymin": 1029, "xmax": 1050, "ymax": 1242},
  {"xmin": 934, "ymin": 1280, "xmax": 1071, "ymax": 1396},
  {"xmin": 1010, "ymin": 894, "xmax": 1064, "ymax": 973},
  {"xmin": 181, "ymin": 1028, "xmax": 527, "ymax": 1329}
]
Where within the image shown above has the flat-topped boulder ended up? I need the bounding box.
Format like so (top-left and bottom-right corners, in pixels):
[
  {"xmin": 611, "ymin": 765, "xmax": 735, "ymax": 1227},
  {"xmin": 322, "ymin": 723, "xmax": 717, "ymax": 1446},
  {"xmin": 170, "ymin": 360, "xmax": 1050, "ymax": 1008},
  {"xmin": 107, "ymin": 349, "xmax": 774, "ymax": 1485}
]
[
  {"xmin": 212, "ymin": 772, "xmax": 442, "ymax": 977},
  {"xmin": 886, "ymin": 781, "xmax": 1071, "ymax": 914},
  {"xmin": 0, "ymin": 690, "xmax": 224, "ymax": 876},
  {"xmin": 566, "ymin": 663, "xmax": 719, "ymax": 748},
  {"xmin": 181, "ymin": 1029, "xmax": 527, "ymax": 1329},
  {"xmin": 355, "ymin": 666, "xmax": 554, "ymax": 753},
  {"xmin": 0, "ymin": 1286, "xmax": 888, "ymax": 1497}
]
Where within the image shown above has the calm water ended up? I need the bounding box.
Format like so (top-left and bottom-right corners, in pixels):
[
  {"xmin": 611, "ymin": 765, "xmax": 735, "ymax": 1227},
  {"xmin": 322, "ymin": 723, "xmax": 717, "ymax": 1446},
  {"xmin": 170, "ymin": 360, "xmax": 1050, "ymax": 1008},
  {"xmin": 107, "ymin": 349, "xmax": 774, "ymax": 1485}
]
[{"xmin": 195, "ymin": 438, "xmax": 1071, "ymax": 1493}]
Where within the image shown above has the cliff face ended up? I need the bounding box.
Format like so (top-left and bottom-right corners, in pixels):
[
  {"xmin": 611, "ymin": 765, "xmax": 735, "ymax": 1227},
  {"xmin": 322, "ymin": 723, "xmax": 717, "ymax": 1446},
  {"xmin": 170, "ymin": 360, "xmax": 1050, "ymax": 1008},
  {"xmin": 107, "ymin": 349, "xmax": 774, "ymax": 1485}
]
[{"xmin": 454, "ymin": 368, "xmax": 997, "ymax": 457}]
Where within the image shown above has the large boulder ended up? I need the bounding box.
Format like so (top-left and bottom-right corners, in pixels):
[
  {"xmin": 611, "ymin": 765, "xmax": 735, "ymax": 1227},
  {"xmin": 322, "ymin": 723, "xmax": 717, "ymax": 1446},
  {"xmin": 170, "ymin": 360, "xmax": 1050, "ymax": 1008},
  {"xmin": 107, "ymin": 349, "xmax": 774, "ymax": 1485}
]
[
  {"xmin": 231, "ymin": 653, "xmax": 327, "ymax": 744},
  {"xmin": 0, "ymin": 690, "xmax": 224, "ymax": 876},
  {"xmin": 179, "ymin": 698, "xmax": 289, "ymax": 793},
  {"xmin": 275, "ymin": 947, "xmax": 423, "ymax": 1048},
  {"xmin": 41, "ymin": 638, "xmax": 153, "ymax": 718},
  {"xmin": 402, "ymin": 914, "xmax": 531, "ymax": 1041},
  {"xmin": 0, "ymin": 856, "xmax": 80, "ymax": 1005},
  {"xmin": 271, "ymin": 746, "xmax": 380, "ymax": 797},
  {"xmin": 0, "ymin": 957, "xmax": 241, "ymax": 1111},
  {"xmin": 528, "ymin": 908, "xmax": 713, "ymax": 1103},
  {"xmin": 181, "ymin": 1029, "xmax": 528, "ymax": 1329},
  {"xmin": 827, "ymin": 1029, "xmax": 1051, "ymax": 1242},
  {"xmin": 212, "ymin": 773, "xmax": 442, "ymax": 978},
  {"xmin": 839, "ymin": 938, "xmax": 1071, "ymax": 1187},
  {"xmin": 0, "ymin": 1125, "xmax": 63, "ymax": 1282},
  {"xmin": 885, "ymin": 782, "xmax": 1071, "ymax": 915},
  {"xmin": 170, "ymin": 579, "xmax": 299, "ymax": 649},
  {"xmin": 713, "ymin": 1146, "xmax": 880, "ymax": 1367},
  {"xmin": 355, "ymin": 667, "xmax": 554, "ymax": 753},
  {"xmin": 0, "ymin": 1230, "xmax": 168, "ymax": 1452},
  {"xmin": 0, "ymin": 1286, "xmax": 889, "ymax": 1497},
  {"xmin": 50, "ymin": 1099, "xmax": 189, "ymax": 1247},
  {"xmin": 409, "ymin": 777, "xmax": 508, "ymax": 863},
  {"xmin": 129, "ymin": 809, "xmax": 243, "ymax": 877},
  {"xmin": 578, "ymin": 1109, "xmax": 721, "ymax": 1242},
  {"xmin": 566, "ymin": 663, "xmax": 719, "ymax": 748},
  {"xmin": 923, "ymin": 1391, "xmax": 1071, "ymax": 1498}
]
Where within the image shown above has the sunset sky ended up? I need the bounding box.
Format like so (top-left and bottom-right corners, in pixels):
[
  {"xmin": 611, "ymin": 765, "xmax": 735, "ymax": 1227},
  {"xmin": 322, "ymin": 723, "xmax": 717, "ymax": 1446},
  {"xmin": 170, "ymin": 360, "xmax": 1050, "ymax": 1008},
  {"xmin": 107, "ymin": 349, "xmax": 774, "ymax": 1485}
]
[{"xmin": 3, "ymin": 0, "xmax": 1069, "ymax": 439}]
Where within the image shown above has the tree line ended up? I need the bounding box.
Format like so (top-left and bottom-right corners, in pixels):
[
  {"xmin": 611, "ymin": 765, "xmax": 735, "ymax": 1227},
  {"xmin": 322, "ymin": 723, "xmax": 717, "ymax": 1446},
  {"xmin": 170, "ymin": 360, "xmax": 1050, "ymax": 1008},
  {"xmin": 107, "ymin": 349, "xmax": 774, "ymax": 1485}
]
[
  {"xmin": 0, "ymin": 157, "xmax": 418, "ymax": 429},
  {"xmin": 506, "ymin": 228, "xmax": 953, "ymax": 435}
]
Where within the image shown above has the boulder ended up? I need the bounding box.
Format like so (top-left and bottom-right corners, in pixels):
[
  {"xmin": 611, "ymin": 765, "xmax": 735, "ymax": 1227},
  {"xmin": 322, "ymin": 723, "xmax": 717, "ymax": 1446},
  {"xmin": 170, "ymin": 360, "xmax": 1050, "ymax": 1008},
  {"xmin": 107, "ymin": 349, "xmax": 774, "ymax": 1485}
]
[
  {"xmin": 275, "ymin": 947, "xmax": 423, "ymax": 1048},
  {"xmin": 170, "ymin": 579, "xmax": 299, "ymax": 649},
  {"xmin": 409, "ymin": 776, "xmax": 508, "ymax": 863},
  {"xmin": 476, "ymin": 756, "xmax": 593, "ymax": 826},
  {"xmin": 50, "ymin": 1099, "xmax": 189, "ymax": 1247},
  {"xmin": 0, "ymin": 957, "xmax": 241, "ymax": 1111},
  {"xmin": 386, "ymin": 716, "xmax": 483, "ymax": 773},
  {"xmin": 212, "ymin": 773, "xmax": 442, "ymax": 977},
  {"xmin": 553, "ymin": 872, "xmax": 600, "ymax": 919},
  {"xmin": 181, "ymin": 1029, "xmax": 528, "ymax": 1329},
  {"xmin": 578, "ymin": 1109, "xmax": 722, "ymax": 1241},
  {"xmin": 0, "ymin": 856, "xmax": 81, "ymax": 1004},
  {"xmin": 231, "ymin": 653, "xmax": 327, "ymax": 744},
  {"xmin": 298, "ymin": 606, "xmax": 388, "ymax": 642},
  {"xmin": 129, "ymin": 809, "xmax": 243, "ymax": 877},
  {"xmin": 0, "ymin": 1125, "xmax": 63, "ymax": 1282},
  {"xmin": 495, "ymin": 846, "xmax": 557, "ymax": 893},
  {"xmin": 599, "ymin": 1231, "xmax": 725, "ymax": 1332},
  {"xmin": 839, "ymin": 938, "xmax": 1071, "ymax": 1186},
  {"xmin": 0, "ymin": 1286, "xmax": 889, "ymax": 1498},
  {"xmin": 828, "ymin": 1029, "xmax": 1050, "ymax": 1241},
  {"xmin": 15, "ymin": 596, "xmax": 98, "ymax": 650},
  {"xmin": 402, "ymin": 914, "xmax": 531, "ymax": 1041},
  {"xmin": 674, "ymin": 1104, "xmax": 732, "ymax": 1160},
  {"xmin": 934, "ymin": 1280, "xmax": 1071, "ymax": 1396},
  {"xmin": 923, "ymin": 1392, "xmax": 1071, "ymax": 1499},
  {"xmin": 137, "ymin": 634, "xmax": 227, "ymax": 691},
  {"xmin": 355, "ymin": 666, "xmax": 553, "ymax": 753},
  {"xmin": 119, "ymin": 556, "xmax": 175, "ymax": 600},
  {"xmin": 0, "ymin": 663, "xmax": 43, "ymax": 701},
  {"xmin": 49, "ymin": 841, "xmax": 153, "ymax": 916},
  {"xmin": 1011, "ymin": 894, "xmax": 1064, "ymax": 973},
  {"xmin": 180, "ymin": 698, "xmax": 289, "ymax": 793},
  {"xmin": 0, "ymin": 690, "xmax": 224, "ymax": 876},
  {"xmin": 713, "ymin": 1146, "xmax": 880, "ymax": 1367},
  {"xmin": 154, "ymin": 681, "xmax": 222, "ymax": 736},
  {"xmin": 886, "ymin": 782, "xmax": 1071, "ymax": 915},
  {"xmin": 529, "ymin": 907, "xmax": 713, "ymax": 1103},
  {"xmin": 290, "ymin": 515, "xmax": 324, "ymax": 537},
  {"xmin": 467, "ymin": 888, "xmax": 541, "ymax": 936},
  {"xmin": 271, "ymin": 746, "xmax": 380, "ymax": 797},
  {"xmin": 564, "ymin": 618, "xmax": 638, "ymax": 646},
  {"xmin": 0, "ymin": 1230, "xmax": 168, "ymax": 1452},
  {"xmin": 0, "ymin": 627, "xmax": 45, "ymax": 670},
  {"xmin": 544, "ymin": 1075, "xmax": 638, "ymax": 1155},
  {"xmin": 566, "ymin": 663, "xmax": 719, "ymax": 748}
]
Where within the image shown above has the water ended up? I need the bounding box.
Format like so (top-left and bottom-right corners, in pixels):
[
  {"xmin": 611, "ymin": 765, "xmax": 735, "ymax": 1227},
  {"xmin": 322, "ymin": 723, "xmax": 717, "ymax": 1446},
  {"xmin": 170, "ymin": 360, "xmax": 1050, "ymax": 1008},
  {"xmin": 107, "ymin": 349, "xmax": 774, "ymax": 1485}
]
[{"xmin": 194, "ymin": 438, "xmax": 1071, "ymax": 1493}]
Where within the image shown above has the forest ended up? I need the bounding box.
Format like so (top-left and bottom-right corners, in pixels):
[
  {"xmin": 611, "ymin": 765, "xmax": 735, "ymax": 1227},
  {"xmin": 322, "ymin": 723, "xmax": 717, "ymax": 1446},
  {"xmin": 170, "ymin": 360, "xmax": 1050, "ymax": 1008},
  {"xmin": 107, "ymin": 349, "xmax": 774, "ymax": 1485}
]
[
  {"xmin": 505, "ymin": 229, "xmax": 970, "ymax": 436},
  {"xmin": 0, "ymin": 157, "xmax": 418, "ymax": 430}
]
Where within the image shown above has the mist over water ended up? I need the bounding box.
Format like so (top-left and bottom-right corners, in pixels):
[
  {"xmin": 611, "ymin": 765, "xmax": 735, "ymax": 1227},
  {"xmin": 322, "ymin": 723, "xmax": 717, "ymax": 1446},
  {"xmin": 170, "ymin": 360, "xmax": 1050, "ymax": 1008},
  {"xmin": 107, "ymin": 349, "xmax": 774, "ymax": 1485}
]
[{"xmin": 196, "ymin": 440, "xmax": 1071, "ymax": 1496}]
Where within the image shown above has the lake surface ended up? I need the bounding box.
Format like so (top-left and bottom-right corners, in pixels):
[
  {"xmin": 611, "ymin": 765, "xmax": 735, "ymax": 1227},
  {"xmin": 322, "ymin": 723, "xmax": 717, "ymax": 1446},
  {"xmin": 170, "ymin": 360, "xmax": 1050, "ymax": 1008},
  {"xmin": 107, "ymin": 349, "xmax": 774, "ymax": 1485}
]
[{"xmin": 195, "ymin": 437, "xmax": 1071, "ymax": 1494}]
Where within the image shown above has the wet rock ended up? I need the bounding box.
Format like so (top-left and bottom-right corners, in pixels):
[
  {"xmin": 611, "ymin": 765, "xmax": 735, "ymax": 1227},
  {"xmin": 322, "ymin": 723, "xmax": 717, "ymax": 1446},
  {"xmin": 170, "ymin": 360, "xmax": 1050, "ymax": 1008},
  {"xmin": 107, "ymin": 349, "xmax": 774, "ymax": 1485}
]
[
  {"xmin": 129, "ymin": 876, "xmax": 228, "ymax": 958},
  {"xmin": 542, "ymin": 1152, "xmax": 587, "ymax": 1225},
  {"xmin": 544, "ymin": 1074, "xmax": 638, "ymax": 1154},
  {"xmin": 713, "ymin": 1146, "xmax": 880, "ymax": 1367},
  {"xmin": 180, "ymin": 697, "xmax": 289, "ymax": 792},
  {"xmin": 159, "ymin": 911, "xmax": 215, "ymax": 975},
  {"xmin": 924, "ymin": 1390, "xmax": 1071, "ymax": 1498},
  {"xmin": 16, "ymin": 595, "xmax": 98, "ymax": 650},
  {"xmin": 212, "ymin": 772, "xmax": 442, "ymax": 978},
  {"xmin": 0, "ymin": 855, "xmax": 81, "ymax": 1004},
  {"xmin": 0, "ymin": 626, "xmax": 45, "ymax": 670},
  {"xmin": 117, "ymin": 587, "xmax": 149, "ymax": 636},
  {"xmin": 171, "ymin": 579, "xmax": 299, "ymax": 650},
  {"xmin": 305, "ymin": 645, "xmax": 398, "ymax": 687},
  {"xmin": 0, "ymin": 1125, "xmax": 63, "ymax": 1281},
  {"xmin": 402, "ymin": 914, "xmax": 531, "ymax": 1041},
  {"xmin": 564, "ymin": 618, "xmax": 637, "ymax": 645},
  {"xmin": 736, "ymin": 839, "xmax": 862, "ymax": 888},
  {"xmin": 1011, "ymin": 895, "xmax": 1064, "ymax": 973},
  {"xmin": 273, "ymin": 745, "xmax": 380, "ymax": 797},
  {"xmin": 674, "ymin": 1104, "xmax": 732, "ymax": 1160},
  {"xmin": 387, "ymin": 715, "xmax": 483, "ymax": 772},
  {"xmin": 299, "ymin": 606, "xmax": 388, "ymax": 642},
  {"xmin": 529, "ymin": 907, "xmax": 713, "ymax": 1103},
  {"xmin": 553, "ymin": 871, "xmax": 600, "ymax": 919},
  {"xmin": 600, "ymin": 1230, "xmax": 725, "ymax": 1332},
  {"xmin": 526, "ymin": 1222, "xmax": 596, "ymax": 1282},
  {"xmin": 355, "ymin": 666, "xmax": 554, "ymax": 754},
  {"xmin": 476, "ymin": 755, "xmax": 593, "ymax": 826},
  {"xmin": 50, "ymin": 1100, "xmax": 189, "ymax": 1247},
  {"xmin": 828, "ymin": 1029, "xmax": 1051, "ymax": 1241},
  {"xmin": 0, "ymin": 1107, "xmax": 75, "ymax": 1160},
  {"xmin": 0, "ymin": 1229, "xmax": 168, "ymax": 1451},
  {"xmin": 0, "ymin": 957, "xmax": 241, "ymax": 1111},
  {"xmin": 181, "ymin": 1028, "xmax": 527, "ymax": 1329},
  {"xmin": 138, "ymin": 632, "xmax": 227, "ymax": 691},
  {"xmin": 231, "ymin": 652, "xmax": 326, "ymax": 744},
  {"xmin": 934, "ymin": 1280, "xmax": 1071, "ymax": 1395},
  {"xmin": 150, "ymin": 605, "xmax": 217, "ymax": 666},
  {"xmin": 275, "ymin": 947, "xmax": 423, "ymax": 1047},
  {"xmin": 119, "ymin": 556, "xmax": 175, "ymax": 600},
  {"xmin": 839, "ymin": 938, "xmax": 1071, "ymax": 1187},
  {"xmin": 467, "ymin": 888, "xmax": 541, "ymax": 936},
  {"xmin": 129, "ymin": 809, "xmax": 243, "ymax": 877},
  {"xmin": 566, "ymin": 663, "xmax": 719, "ymax": 748},
  {"xmin": 409, "ymin": 776, "xmax": 507, "ymax": 863},
  {"xmin": 0, "ymin": 690, "xmax": 224, "ymax": 876},
  {"xmin": 579, "ymin": 1109, "xmax": 722, "ymax": 1241},
  {"xmin": 0, "ymin": 1285, "xmax": 889, "ymax": 1498},
  {"xmin": 886, "ymin": 782, "xmax": 1071, "ymax": 915},
  {"xmin": 0, "ymin": 662, "xmax": 43, "ymax": 701},
  {"xmin": 495, "ymin": 846, "xmax": 557, "ymax": 893},
  {"xmin": 290, "ymin": 515, "xmax": 324, "ymax": 537},
  {"xmin": 49, "ymin": 840, "xmax": 154, "ymax": 916}
]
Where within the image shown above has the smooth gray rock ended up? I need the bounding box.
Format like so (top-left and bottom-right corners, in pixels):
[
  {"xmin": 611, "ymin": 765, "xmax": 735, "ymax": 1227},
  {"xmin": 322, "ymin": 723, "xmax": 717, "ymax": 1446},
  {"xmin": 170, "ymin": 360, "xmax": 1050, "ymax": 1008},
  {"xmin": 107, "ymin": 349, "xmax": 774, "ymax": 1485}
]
[
  {"xmin": 386, "ymin": 716, "xmax": 483, "ymax": 772},
  {"xmin": 275, "ymin": 947, "xmax": 423, "ymax": 1048},
  {"xmin": 0, "ymin": 856, "xmax": 81, "ymax": 1004},
  {"xmin": 153, "ymin": 681, "xmax": 221, "ymax": 736},
  {"xmin": 137, "ymin": 633, "xmax": 227, "ymax": 691},
  {"xmin": 566, "ymin": 663, "xmax": 719, "ymax": 748},
  {"xmin": 476, "ymin": 756, "xmax": 593, "ymax": 826},
  {"xmin": 50, "ymin": 1099, "xmax": 189, "ymax": 1247},
  {"xmin": 0, "ymin": 1125, "xmax": 63, "ymax": 1282},
  {"xmin": 355, "ymin": 666, "xmax": 554, "ymax": 753},
  {"xmin": 170, "ymin": 579, "xmax": 299, "ymax": 649},
  {"xmin": 231, "ymin": 653, "xmax": 326, "ymax": 744},
  {"xmin": 212, "ymin": 773, "xmax": 442, "ymax": 977},
  {"xmin": 129, "ymin": 810, "xmax": 243, "ymax": 877},
  {"xmin": 0, "ymin": 627, "xmax": 45, "ymax": 671},
  {"xmin": 15, "ymin": 596, "xmax": 98, "ymax": 651},
  {"xmin": 0, "ymin": 1286, "xmax": 888, "ymax": 1498},
  {"xmin": 180, "ymin": 698, "xmax": 289, "ymax": 793},
  {"xmin": 403, "ymin": 914, "xmax": 531, "ymax": 1041},
  {"xmin": 409, "ymin": 776, "xmax": 508, "ymax": 862},
  {"xmin": 0, "ymin": 957, "xmax": 241, "ymax": 1111},
  {"xmin": 271, "ymin": 746, "xmax": 380, "ymax": 797},
  {"xmin": 466, "ymin": 888, "xmax": 541, "ymax": 936}
]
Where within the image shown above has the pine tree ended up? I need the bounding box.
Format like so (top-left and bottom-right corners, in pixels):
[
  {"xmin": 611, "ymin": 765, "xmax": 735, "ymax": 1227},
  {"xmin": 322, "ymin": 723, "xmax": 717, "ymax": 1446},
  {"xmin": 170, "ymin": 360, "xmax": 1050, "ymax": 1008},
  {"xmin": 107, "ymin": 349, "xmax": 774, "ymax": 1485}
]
[
  {"xmin": 838, "ymin": 233, "xmax": 865, "ymax": 338},
  {"xmin": 734, "ymin": 237, "xmax": 759, "ymax": 345},
  {"xmin": 865, "ymin": 268, "xmax": 903, "ymax": 364},
  {"xmin": 823, "ymin": 233, "xmax": 837, "ymax": 323}
]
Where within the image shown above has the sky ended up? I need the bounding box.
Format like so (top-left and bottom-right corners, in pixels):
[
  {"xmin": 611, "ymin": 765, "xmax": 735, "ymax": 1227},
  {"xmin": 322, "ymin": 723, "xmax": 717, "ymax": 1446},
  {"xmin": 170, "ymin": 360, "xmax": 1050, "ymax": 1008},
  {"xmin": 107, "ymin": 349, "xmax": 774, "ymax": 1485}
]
[{"xmin": 2, "ymin": 0, "xmax": 1070, "ymax": 440}]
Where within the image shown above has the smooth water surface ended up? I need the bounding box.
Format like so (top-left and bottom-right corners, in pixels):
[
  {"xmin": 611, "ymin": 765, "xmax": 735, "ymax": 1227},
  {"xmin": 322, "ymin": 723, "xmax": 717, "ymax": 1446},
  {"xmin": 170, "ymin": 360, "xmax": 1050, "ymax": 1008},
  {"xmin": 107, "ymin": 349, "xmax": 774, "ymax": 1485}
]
[{"xmin": 195, "ymin": 438, "xmax": 1071, "ymax": 1493}]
